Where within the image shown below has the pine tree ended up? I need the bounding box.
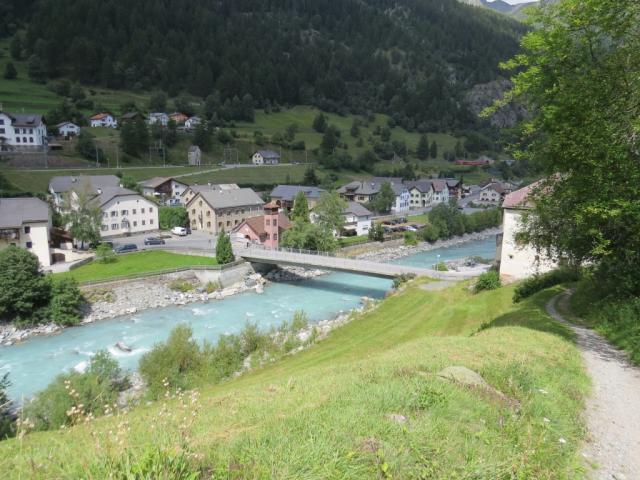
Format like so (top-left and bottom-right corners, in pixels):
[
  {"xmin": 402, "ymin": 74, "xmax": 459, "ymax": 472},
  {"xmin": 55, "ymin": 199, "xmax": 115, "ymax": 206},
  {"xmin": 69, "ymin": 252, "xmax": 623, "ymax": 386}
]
[
  {"xmin": 312, "ymin": 113, "xmax": 327, "ymax": 133},
  {"xmin": 215, "ymin": 231, "xmax": 235, "ymax": 264},
  {"xmin": 193, "ymin": 122, "xmax": 211, "ymax": 152},
  {"xmin": 291, "ymin": 191, "xmax": 310, "ymax": 223},
  {"xmin": 303, "ymin": 166, "xmax": 320, "ymax": 186},
  {"xmin": 3, "ymin": 62, "xmax": 17, "ymax": 80},
  {"xmin": 133, "ymin": 119, "xmax": 150, "ymax": 157},
  {"xmin": 430, "ymin": 140, "xmax": 438, "ymax": 159},
  {"xmin": 120, "ymin": 121, "xmax": 137, "ymax": 156},
  {"xmin": 416, "ymin": 134, "xmax": 429, "ymax": 160}
]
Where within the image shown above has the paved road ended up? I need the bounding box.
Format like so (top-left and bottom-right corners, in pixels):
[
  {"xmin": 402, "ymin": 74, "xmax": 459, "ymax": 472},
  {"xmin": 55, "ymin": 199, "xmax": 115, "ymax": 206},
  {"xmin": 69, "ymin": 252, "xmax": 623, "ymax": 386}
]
[
  {"xmin": 111, "ymin": 230, "xmax": 217, "ymax": 252},
  {"xmin": 548, "ymin": 293, "xmax": 640, "ymax": 480}
]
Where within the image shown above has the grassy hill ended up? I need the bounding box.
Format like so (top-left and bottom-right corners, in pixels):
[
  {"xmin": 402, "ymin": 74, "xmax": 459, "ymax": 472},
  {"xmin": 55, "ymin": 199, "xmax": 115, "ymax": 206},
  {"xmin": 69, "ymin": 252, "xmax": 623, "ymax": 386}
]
[{"xmin": 0, "ymin": 281, "xmax": 588, "ymax": 478}]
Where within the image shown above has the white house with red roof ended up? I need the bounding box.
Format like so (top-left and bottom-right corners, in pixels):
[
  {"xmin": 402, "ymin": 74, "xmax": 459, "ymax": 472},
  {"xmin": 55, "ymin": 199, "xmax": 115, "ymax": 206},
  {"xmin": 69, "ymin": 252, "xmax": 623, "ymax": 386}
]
[
  {"xmin": 498, "ymin": 182, "xmax": 557, "ymax": 283},
  {"xmin": 90, "ymin": 113, "xmax": 117, "ymax": 128}
]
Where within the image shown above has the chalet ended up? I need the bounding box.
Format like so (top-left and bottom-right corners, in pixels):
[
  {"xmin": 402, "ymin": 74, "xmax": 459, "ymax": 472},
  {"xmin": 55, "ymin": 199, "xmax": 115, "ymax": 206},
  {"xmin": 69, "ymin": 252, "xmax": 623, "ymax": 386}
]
[
  {"xmin": 0, "ymin": 110, "xmax": 47, "ymax": 150},
  {"xmin": 252, "ymin": 150, "xmax": 280, "ymax": 165},
  {"xmin": 233, "ymin": 202, "xmax": 291, "ymax": 249},
  {"xmin": 139, "ymin": 177, "xmax": 189, "ymax": 202},
  {"xmin": 188, "ymin": 145, "xmax": 201, "ymax": 166},
  {"xmin": 89, "ymin": 113, "xmax": 117, "ymax": 128},
  {"xmin": 121, "ymin": 112, "xmax": 142, "ymax": 123},
  {"xmin": 431, "ymin": 180, "xmax": 450, "ymax": 204},
  {"xmin": 404, "ymin": 180, "xmax": 434, "ymax": 209},
  {"xmin": 56, "ymin": 122, "xmax": 80, "ymax": 137},
  {"xmin": 445, "ymin": 179, "xmax": 462, "ymax": 199},
  {"xmin": 0, "ymin": 197, "xmax": 51, "ymax": 267},
  {"xmin": 186, "ymin": 188, "xmax": 264, "ymax": 235},
  {"xmin": 337, "ymin": 177, "xmax": 409, "ymax": 213},
  {"xmin": 169, "ymin": 112, "xmax": 188, "ymax": 125},
  {"xmin": 184, "ymin": 116, "xmax": 202, "ymax": 130},
  {"xmin": 147, "ymin": 113, "xmax": 169, "ymax": 126},
  {"xmin": 269, "ymin": 185, "xmax": 326, "ymax": 211},
  {"xmin": 342, "ymin": 202, "xmax": 372, "ymax": 236},
  {"xmin": 498, "ymin": 182, "xmax": 557, "ymax": 282},
  {"xmin": 479, "ymin": 182, "xmax": 513, "ymax": 205}
]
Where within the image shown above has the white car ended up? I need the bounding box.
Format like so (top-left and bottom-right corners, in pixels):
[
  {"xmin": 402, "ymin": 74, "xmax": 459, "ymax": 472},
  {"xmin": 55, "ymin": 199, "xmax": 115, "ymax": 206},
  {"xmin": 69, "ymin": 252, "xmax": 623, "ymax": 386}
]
[{"xmin": 171, "ymin": 226, "xmax": 188, "ymax": 236}]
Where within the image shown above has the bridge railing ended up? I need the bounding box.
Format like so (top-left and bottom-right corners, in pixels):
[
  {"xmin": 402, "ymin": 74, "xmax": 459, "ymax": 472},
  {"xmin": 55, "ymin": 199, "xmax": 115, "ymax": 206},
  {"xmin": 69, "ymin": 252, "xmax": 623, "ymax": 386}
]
[{"xmin": 237, "ymin": 244, "xmax": 339, "ymax": 258}]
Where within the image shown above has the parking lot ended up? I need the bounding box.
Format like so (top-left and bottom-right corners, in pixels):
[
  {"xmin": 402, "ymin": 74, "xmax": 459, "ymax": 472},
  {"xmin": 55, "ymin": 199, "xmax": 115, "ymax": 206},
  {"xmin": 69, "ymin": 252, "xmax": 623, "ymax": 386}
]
[{"xmin": 110, "ymin": 229, "xmax": 218, "ymax": 252}]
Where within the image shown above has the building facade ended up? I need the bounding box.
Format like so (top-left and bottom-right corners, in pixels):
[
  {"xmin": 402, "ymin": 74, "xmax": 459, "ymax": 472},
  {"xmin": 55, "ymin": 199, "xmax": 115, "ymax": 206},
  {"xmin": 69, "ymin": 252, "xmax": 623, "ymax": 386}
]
[
  {"xmin": 89, "ymin": 113, "xmax": 117, "ymax": 128},
  {"xmin": 269, "ymin": 185, "xmax": 326, "ymax": 211},
  {"xmin": 0, "ymin": 197, "xmax": 51, "ymax": 267},
  {"xmin": 251, "ymin": 150, "xmax": 280, "ymax": 165},
  {"xmin": 98, "ymin": 191, "xmax": 159, "ymax": 238},
  {"xmin": 186, "ymin": 188, "xmax": 264, "ymax": 235},
  {"xmin": 343, "ymin": 202, "xmax": 372, "ymax": 236},
  {"xmin": 0, "ymin": 111, "xmax": 47, "ymax": 150},
  {"xmin": 139, "ymin": 177, "xmax": 188, "ymax": 202},
  {"xmin": 187, "ymin": 145, "xmax": 201, "ymax": 165},
  {"xmin": 56, "ymin": 122, "xmax": 80, "ymax": 137},
  {"xmin": 233, "ymin": 203, "xmax": 292, "ymax": 249}
]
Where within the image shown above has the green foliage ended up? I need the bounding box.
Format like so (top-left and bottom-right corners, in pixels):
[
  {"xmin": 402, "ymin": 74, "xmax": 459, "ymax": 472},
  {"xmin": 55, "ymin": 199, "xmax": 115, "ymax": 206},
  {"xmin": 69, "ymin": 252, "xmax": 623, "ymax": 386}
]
[
  {"xmin": 3, "ymin": 62, "xmax": 17, "ymax": 80},
  {"xmin": 281, "ymin": 221, "xmax": 337, "ymax": 252},
  {"xmin": 499, "ymin": 0, "xmax": 640, "ymax": 297},
  {"xmin": 416, "ymin": 134, "xmax": 429, "ymax": 160},
  {"xmin": 159, "ymin": 206, "xmax": 188, "ymax": 230},
  {"xmin": 193, "ymin": 122, "xmax": 212, "ymax": 152},
  {"xmin": 25, "ymin": 350, "xmax": 128, "ymax": 431},
  {"xmin": 94, "ymin": 447, "xmax": 201, "ymax": 480},
  {"xmin": 314, "ymin": 191, "xmax": 347, "ymax": 236},
  {"xmin": 513, "ymin": 268, "xmax": 581, "ymax": 303},
  {"xmin": 368, "ymin": 222, "xmax": 384, "ymax": 242},
  {"xmin": 0, "ymin": 373, "xmax": 13, "ymax": 440},
  {"xmin": 215, "ymin": 231, "xmax": 235, "ymax": 264},
  {"xmin": 49, "ymin": 278, "xmax": 84, "ymax": 326},
  {"xmin": 0, "ymin": 247, "xmax": 50, "ymax": 324},
  {"xmin": 369, "ymin": 182, "xmax": 395, "ymax": 213},
  {"xmin": 403, "ymin": 230, "xmax": 418, "ymax": 246},
  {"xmin": 430, "ymin": 140, "xmax": 438, "ymax": 159},
  {"xmin": 435, "ymin": 262, "xmax": 448, "ymax": 272},
  {"xmin": 422, "ymin": 205, "xmax": 501, "ymax": 244},
  {"xmin": 120, "ymin": 119, "xmax": 149, "ymax": 157},
  {"xmin": 290, "ymin": 191, "xmax": 310, "ymax": 223},
  {"xmin": 392, "ymin": 273, "xmax": 415, "ymax": 289},
  {"xmin": 474, "ymin": 270, "xmax": 501, "ymax": 293},
  {"xmin": 75, "ymin": 130, "xmax": 103, "ymax": 163},
  {"xmin": 303, "ymin": 166, "xmax": 320, "ymax": 186},
  {"xmin": 61, "ymin": 188, "xmax": 103, "ymax": 248},
  {"xmin": 312, "ymin": 113, "xmax": 327, "ymax": 133},
  {"xmin": 169, "ymin": 279, "xmax": 195, "ymax": 293},
  {"xmin": 420, "ymin": 223, "xmax": 440, "ymax": 243},
  {"xmin": 148, "ymin": 91, "xmax": 167, "ymax": 111}
]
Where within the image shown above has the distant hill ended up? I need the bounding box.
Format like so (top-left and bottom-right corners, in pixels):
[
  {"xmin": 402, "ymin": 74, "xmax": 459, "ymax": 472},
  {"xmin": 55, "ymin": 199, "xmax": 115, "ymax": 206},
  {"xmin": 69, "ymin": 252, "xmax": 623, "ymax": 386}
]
[
  {"xmin": 3, "ymin": 0, "xmax": 526, "ymax": 133},
  {"xmin": 460, "ymin": 0, "xmax": 539, "ymax": 18}
]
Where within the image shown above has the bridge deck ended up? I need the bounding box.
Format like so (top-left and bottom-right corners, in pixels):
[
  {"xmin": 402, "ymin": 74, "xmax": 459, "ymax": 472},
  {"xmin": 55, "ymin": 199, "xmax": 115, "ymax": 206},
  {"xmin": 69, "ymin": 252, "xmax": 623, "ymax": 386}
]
[{"xmin": 236, "ymin": 246, "xmax": 477, "ymax": 280}]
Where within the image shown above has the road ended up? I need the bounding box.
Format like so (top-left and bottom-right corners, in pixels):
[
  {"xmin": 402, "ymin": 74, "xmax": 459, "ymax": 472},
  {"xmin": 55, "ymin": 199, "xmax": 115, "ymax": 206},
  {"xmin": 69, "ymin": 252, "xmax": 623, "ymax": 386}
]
[{"xmin": 111, "ymin": 230, "xmax": 218, "ymax": 252}]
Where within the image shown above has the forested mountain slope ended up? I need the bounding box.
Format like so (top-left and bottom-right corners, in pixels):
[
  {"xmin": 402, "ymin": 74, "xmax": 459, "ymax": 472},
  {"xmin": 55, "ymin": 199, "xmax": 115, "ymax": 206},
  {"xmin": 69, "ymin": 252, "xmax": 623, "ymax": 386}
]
[{"xmin": 6, "ymin": 0, "xmax": 525, "ymax": 132}]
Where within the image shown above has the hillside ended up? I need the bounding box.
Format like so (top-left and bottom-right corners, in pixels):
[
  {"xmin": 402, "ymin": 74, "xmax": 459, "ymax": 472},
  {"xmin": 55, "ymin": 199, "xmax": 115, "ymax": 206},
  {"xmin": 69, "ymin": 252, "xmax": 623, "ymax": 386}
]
[
  {"xmin": 0, "ymin": 281, "xmax": 588, "ymax": 478},
  {"xmin": 3, "ymin": 0, "xmax": 526, "ymax": 132}
]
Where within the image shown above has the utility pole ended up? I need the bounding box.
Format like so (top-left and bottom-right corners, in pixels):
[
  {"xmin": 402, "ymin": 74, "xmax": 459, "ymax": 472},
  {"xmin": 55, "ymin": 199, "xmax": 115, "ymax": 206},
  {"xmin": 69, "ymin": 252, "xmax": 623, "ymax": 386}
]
[
  {"xmin": 43, "ymin": 134, "xmax": 48, "ymax": 169},
  {"xmin": 95, "ymin": 144, "xmax": 100, "ymax": 167},
  {"xmin": 116, "ymin": 146, "xmax": 119, "ymax": 169}
]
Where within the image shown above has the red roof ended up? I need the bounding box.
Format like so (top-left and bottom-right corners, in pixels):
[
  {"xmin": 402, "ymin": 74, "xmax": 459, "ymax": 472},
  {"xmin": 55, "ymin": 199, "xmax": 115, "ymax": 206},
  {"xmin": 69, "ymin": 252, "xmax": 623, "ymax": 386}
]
[
  {"xmin": 502, "ymin": 181, "xmax": 540, "ymax": 209},
  {"xmin": 234, "ymin": 213, "xmax": 291, "ymax": 236},
  {"xmin": 90, "ymin": 113, "xmax": 110, "ymax": 120}
]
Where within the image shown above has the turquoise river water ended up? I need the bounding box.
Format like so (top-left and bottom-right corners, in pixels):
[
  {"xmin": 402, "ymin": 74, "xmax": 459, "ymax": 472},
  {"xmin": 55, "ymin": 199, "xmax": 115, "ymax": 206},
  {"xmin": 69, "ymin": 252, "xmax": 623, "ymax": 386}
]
[{"xmin": 1, "ymin": 237, "xmax": 496, "ymax": 401}]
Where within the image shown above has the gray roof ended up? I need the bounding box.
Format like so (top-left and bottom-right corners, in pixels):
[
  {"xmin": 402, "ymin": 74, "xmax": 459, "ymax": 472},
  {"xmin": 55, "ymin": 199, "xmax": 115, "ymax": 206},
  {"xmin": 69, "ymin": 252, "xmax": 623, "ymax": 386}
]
[
  {"xmin": 6, "ymin": 112, "xmax": 44, "ymax": 128},
  {"xmin": 49, "ymin": 175, "xmax": 121, "ymax": 194},
  {"xmin": 404, "ymin": 180, "xmax": 433, "ymax": 193},
  {"xmin": 56, "ymin": 121, "xmax": 79, "ymax": 129},
  {"xmin": 338, "ymin": 177, "xmax": 406, "ymax": 196},
  {"xmin": 255, "ymin": 150, "xmax": 280, "ymax": 159},
  {"xmin": 0, "ymin": 197, "xmax": 50, "ymax": 228},
  {"xmin": 193, "ymin": 188, "xmax": 264, "ymax": 210},
  {"xmin": 270, "ymin": 185, "xmax": 326, "ymax": 202},
  {"xmin": 431, "ymin": 179, "xmax": 448, "ymax": 193},
  {"xmin": 344, "ymin": 201, "xmax": 372, "ymax": 217},
  {"xmin": 139, "ymin": 177, "xmax": 188, "ymax": 189},
  {"xmin": 92, "ymin": 187, "xmax": 145, "ymax": 207}
]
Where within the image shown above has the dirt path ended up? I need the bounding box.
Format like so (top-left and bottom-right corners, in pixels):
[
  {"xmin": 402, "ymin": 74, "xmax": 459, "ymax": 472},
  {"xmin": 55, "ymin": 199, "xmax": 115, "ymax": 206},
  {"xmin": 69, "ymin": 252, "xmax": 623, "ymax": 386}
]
[{"xmin": 547, "ymin": 293, "xmax": 640, "ymax": 480}]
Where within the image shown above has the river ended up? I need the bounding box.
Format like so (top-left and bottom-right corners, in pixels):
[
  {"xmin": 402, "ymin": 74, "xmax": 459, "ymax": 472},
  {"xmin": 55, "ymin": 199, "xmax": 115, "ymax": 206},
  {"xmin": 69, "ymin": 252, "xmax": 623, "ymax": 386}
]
[{"xmin": 1, "ymin": 236, "xmax": 496, "ymax": 401}]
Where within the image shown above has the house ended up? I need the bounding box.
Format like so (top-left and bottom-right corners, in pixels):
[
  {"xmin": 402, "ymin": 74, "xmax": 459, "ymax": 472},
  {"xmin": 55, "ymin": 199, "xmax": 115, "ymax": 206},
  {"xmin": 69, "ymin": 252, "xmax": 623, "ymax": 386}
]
[
  {"xmin": 252, "ymin": 150, "xmax": 280, "ymax": 165},
  {"xmin": 121, "ymin": 112, "xmax": 142, "ymax": 123},
  {"xmin": 188, "ymin": 145, "xmax": 201, "ymax": 166},
  {"xmin": 269, "ymin": 185, "xmax": 326, "ymax": 211},
  {"xmin": 147, "ymin": 113, "xmax": 169, "ymax": 126},
  {"xmin": 169, "ymin": 112, "xmax": 188, "ymax": 125},
  {"xmin": 0, "ymin": 197, "xmax": 51, "ymax": 267},
  {"xmin": 431, "ymin": 180, "xmax": 450, "ymax": 204},
  {"xmin": 445, "ymin": 179, "xmax": 462, "ymax": 200},
  {"xmin": 186, "ymin": 188, "xmax": 264, "ymax": 235},
  {"xmin": 337, "ymin": 177, "xmax": 410, "ymax": 213},
  {"xmin": 498, "ymin": 182, "xmax": 557, "ymax": 283},
  {"xmin": 185, "ymin": 116, "xmax": 202, "ymax": 130},
  {"xmin": 89, "ymin": 113, "xmax": 117, "ymax": 128},
  {"xmin": 56, "ymin": 122, "xmax": 80, "ymax": 137},
  {"xmin": 479, "ymin": 182, "xmax": 513, "ymax": 205},
  {"xmin": 139, "ymin": 177, "xmax": 189, "ymax": 202},
  {"xmin": 0, "ymin": 110, "xmax": 47, "ymax": 150},
  {"xmin": 49, "ymin": 175, "xmax": 121, "ymax": 208},
  {"xmin": 233, "ymin": 201, "xmax": 291, "ymax": 249},
  {"xmin": 342, "ymin": 202, "xmax": 372, "ymax": 236},
  {"xmin": 181, "ymin": 183, "xmax": 239, "ymax": 205},
  {"xmin": 404, "ymin": 180, "xmax": 434, "ymax": 209},
  {"xmin": 48, "ymin": 175, "xmax": 158, "ymax": 238}
]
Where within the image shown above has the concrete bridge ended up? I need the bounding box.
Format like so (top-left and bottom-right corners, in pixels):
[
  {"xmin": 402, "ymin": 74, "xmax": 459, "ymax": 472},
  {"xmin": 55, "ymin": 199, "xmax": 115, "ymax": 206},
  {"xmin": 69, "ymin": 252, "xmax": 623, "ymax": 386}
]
[{"xmin": 235, "ymin": 245, "xmax": 479, "ymax": 280}]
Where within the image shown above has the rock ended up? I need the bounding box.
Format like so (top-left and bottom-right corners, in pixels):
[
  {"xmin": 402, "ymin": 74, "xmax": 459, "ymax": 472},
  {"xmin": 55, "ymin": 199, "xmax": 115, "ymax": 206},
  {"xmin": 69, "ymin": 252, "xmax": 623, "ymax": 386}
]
[
  {"xmin": 437, "ymin": 366, "xmax": 488, "ymax": 388},
  {"xmin": 386, "ymin": 413, "xmax": 407, "ymax": 424},
  {"xmin": 245, "ymin": 278, "xmax": 257, "ymax": 288}
]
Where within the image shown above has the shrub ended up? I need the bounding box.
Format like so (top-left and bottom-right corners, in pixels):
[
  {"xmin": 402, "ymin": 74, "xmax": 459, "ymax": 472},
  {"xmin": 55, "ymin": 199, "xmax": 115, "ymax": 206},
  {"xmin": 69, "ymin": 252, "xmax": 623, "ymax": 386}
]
[
  {"xmin": 159, "ymin": 206, "xmax": 188, "ymax": 230},
  {"xmin": 49, "ymin": 278, "xmax": 85, "ymax": 326},
  {"xmin": 368, "ymin": 223, "xmax": 384, "ymax": 242},
  {"xmin": 474, "ymin": 270, "xmax": 501, "ymax": 293},
  {"xmin": 94, "ymin": 447, "xmax": 201, "ymax": 480},
  {"xmin": 393, "ymin": 273, "xmax": 416, "ymax": 289},
  {"xmin": 204, "ymin": 280, "xmax": 220, "ymax": 293},
  {"xmin": 215, "ymin": 231, "xmax": 235, "ymax": 264},
  {"xmin": 25, "ymin": 351, "xmax": 128, "ymax": 431},
  {"xmin": 513, "ymin": 268, "xmax": 581, "ymax": 303},
  {"xmin": 404, "ymin": 230, "xmax": 418, "ymax": 246},
  {"xmin": 0, "ymin": 373, "xmax": 13, "ymax": 440},
  {"xmin": 435, "ymin": 262, "xmax": 448, "ymax": 272},
  {"xmin": 420, "ymin": 223, "xmax": 440, "ymax": 243},
  {"xmin": 95, "ymin": 243, "xmax": 116, "ymax": 264},
  {"xmin": 169, "ymin": 279, "xmax": 195, "ymax": 293}
]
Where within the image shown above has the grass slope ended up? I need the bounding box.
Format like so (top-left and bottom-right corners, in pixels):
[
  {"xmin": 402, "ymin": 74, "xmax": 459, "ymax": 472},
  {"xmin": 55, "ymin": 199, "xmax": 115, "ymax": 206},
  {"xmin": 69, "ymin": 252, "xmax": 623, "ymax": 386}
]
[
  {"xmin": 56, "ymin": 251, "xmax": 216, "ymax": 284},
  {"xmin": 0, "ymin": 282, "xmax": 588, "ymax": 478}
]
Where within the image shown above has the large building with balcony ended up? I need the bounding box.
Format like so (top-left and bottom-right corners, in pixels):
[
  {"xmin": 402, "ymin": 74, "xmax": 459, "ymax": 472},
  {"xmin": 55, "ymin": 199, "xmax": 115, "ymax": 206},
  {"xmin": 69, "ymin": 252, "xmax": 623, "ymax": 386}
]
[
  {"xmin": 0, "ymin": 197, "xmax": 51, "ymax": 266},
  {"xmin": 0, "ymin": 110, "xmax": 47, "ymax": 151}
]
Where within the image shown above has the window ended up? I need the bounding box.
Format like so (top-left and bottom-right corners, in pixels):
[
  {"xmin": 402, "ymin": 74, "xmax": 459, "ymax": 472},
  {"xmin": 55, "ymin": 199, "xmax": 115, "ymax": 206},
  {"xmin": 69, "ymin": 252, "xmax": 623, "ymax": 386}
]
[
  {"xmin": 199, "ymin": 200, "xmax": 203, "ymax": 206},
  {"xmin": 150, "ymin": 219, "xmax": 154, "ymax": 225},
  {"xmin": 207, "ymin": 221, "xmax": 211, "ymax": 227},
  {"xmin": 16, "ymin": 137, "xmax": 20, "ymax": 143},
  {"xmin": 226, "ymin": 221, "xmax": 230, "ymax": 226},
  {"xmin": 273, "ymin": 219, "xmax": 277, "ymax": 227},
  {"xmin": 132, "ymin": 209, "xmax": 136, "ymax": 214},
  {"xmin": 142, "ymin": 220, "xmax": 146, "ymax": 225},
  {"xmin": 141, "ymin": 208, "xmax": 145, "ymax": 214},
  {"xmin": 29, "ymin": 128, "xmax": 33, "ymax": 134},
  {"xmin": 191, "ymin": 208, "xmax": 196, "ymax": 214},
  {"xmin": 29, "ymin": 137, "xmax": 34, "ymax": 143},
  {"xmin": 101, "ymin": 225, "xmax": 108, "ymax": 231},
  {"xmin": 103, "ymin": 212, "xmax": 108, "ymax": 219},
  {"xmin": 266, "ymin": 219, "xmax": 270, "ymax": 226},
  {"xmin": 26, "ymin": 242, "xmax": 33, "ymax": 249},
  {"xmin": 121, "ymin": 210, "xmax": 128, "ymax": 216},
  {"xmin": 149, "ymin": 207, "xmax": 153, "ymax": 212},
  {"xmin": 218, "ymin": 222, "xmax": 223, "ymax": 228},
  {"xmin": 23, "ymin": 137, "xmax": 27, "ymax": 143},
  {"xmin": 24, "ymin": 226, "xmax": 31, "ymax": 234},
  {"xmin": 111, "ymin": 224, "xmax": 118, "ymax": 230},
  {"xmin": 0, "ymin": 128, "xmax": 4, "ymax": 134},
  {"xmin": 234, "ymin": 219, "xmax": 239, "ymax": 225},
  {"xmin": 133, "ymin": 221, "xmax": 137, "ymax": 227},
  {"xmin": 0, "ymin": 119, "xmax": 4, "ymax": 125},
  {"xmin": 206, "ymin": 210, "xmax": 211, "ymax": 217},
  {"xmin": 273, "ymin": 233, "xmax": 278, "ymax": 241},
  {"xmin": 111, "ymin": 211, "xmax": 117, "ymax": 217}
]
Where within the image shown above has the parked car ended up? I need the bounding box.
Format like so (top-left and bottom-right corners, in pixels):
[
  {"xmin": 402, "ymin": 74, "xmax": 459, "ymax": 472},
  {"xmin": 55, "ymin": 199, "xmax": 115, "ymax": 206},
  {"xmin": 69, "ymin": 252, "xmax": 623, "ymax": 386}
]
[
  {"xmin": 144, "ymin": 237, "xmax": 165, "ymax": 246},
  {"xmin": 114, "ymin": 244, "xmax": 138, "ymax": 254},
  {"xmin": 171, "ymin": 226, "xmax": 188, "ymax": 236},
  {"xmin": 405, "ymin": 226, "xmax": 418, "ymax": 232}
]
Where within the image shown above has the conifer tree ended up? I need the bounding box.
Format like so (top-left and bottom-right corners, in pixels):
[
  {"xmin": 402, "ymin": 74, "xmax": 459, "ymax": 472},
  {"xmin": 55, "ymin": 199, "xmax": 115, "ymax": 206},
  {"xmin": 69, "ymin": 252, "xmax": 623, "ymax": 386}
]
[
  {"xmin": 291, "ymin": 191, "xmax": 310, "ymax": 223},
  {"xmin": 416, "ymin": 134, "xmax": 429, "ymax": 160},
  {"xmin": 215, "ymin": 231, "xmax": 235, "ymax": 264}
]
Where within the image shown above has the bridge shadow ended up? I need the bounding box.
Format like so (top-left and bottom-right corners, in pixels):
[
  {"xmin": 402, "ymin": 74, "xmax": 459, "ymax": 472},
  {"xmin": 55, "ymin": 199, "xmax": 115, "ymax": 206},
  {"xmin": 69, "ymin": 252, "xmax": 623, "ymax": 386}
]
[{"xmin": 277, "ymin": 276, "xmax": 391, "ymax": 299}]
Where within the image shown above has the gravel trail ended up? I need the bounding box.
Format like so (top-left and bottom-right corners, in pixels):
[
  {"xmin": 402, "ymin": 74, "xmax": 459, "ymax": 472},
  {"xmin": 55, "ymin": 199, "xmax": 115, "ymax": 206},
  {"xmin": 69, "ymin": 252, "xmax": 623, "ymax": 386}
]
[{"xmin": 547, "ymin": 293, "xmax": 640, "ymax": 480}]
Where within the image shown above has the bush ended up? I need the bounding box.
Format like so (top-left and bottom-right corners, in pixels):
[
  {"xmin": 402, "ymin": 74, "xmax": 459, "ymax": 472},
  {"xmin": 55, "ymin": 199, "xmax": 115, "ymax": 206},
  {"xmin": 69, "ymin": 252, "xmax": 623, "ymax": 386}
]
[
  {"xmin": 169, "ymin": 279, "xmax": 195, "ymax": 293},
  {"xmin": 513, "ymin": 268, "xmax": 581, "ymax": 303},
  {"xmin": 368, "ymin": 223, "xmax": 384, "ymax": 242},
  {"xmin": 25, "ymin": 351, "xmax": 128, "ymax": 431},
  {"xmin": 159, "ymin": 206, "xmax": 188, "ymax": 230},
  {"xmin": 404, "ymin": 230, "xmax": 418, "ymax": 246},
  {"xmin": 49, "ymin": 278, "xmax": 84, "ymax": 326},
  {"xmin": 435, "ymin": 262, "xmax": 449, "ymax": 272},
  {"xmin": 95, "ymin": 243, "xmax": 116, "ymax": 264},
  {"xmin": 393, "ymin": 273, "xmax": 416, "ymax": 289},
  {"xmin": 93, "ymin": 447, "xmax": 201, "ymax": 479},
  {"xmin": 215, "ymin": 231, "xmax": 235, "ymax": 264},
  {"xmin": 474, "ymin": 270, "xmax": 501, "ymax": 293},
  {"xmin": 420, "ymin": 223, "xmax": 440, "ymax": 243}
]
